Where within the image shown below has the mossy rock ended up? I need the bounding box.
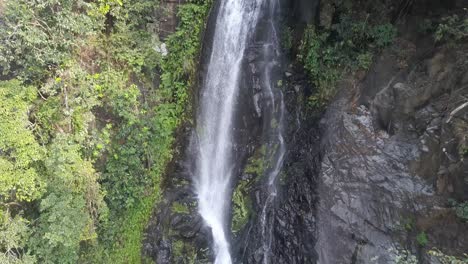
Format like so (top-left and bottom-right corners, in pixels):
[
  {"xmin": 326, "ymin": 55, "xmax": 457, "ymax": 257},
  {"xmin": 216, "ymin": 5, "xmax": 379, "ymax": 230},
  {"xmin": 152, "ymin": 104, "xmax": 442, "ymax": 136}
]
[
  {"xmin": 171, "ymin": 201, "xmax": 190, "ymax": 214},
  {"xmin": 231, "ymin": 179, "xmax": 253, "ymax": 234},
  {"xmin": 244, "ymin": 145, "xmax": 267, "ymax": 177},
  {"xmin": 172, "ymin": 239, "xmax": 198, "ymax": 263}
]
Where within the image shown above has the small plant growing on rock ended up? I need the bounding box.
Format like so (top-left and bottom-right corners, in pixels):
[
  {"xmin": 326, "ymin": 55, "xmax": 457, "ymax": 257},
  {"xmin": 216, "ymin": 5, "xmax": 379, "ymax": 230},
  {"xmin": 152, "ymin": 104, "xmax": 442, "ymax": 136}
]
[
  {"xmin": 298, "ymin": 10, "xmax": 396, "ymax": 110},
  {"xmin": 429, "ymin": 249, "xmax": 468, "ymax": 264},
  {"xmin": 357, "ymin": 52, "xmax": 374, "ymax": 70},
  {"xmin": 461, "ymin": 147, "xmax": 468, "ymax": 157},
  {"xmin": 449, "ymin": 199, "xmax": 468, "ymax": 221},
  {"xmin": 281, "ymin": 26, "xmax": 293, "ymax": 52},
  {"xmin": 435, "ymin": 10, "xmax": 468, "ymax": 43},
  {"xmin": 455, "ymin": 202, "xmax": 468, "ymax": 221},
  {"xmin": 171, "ymin": 202, "xmax": 190, "ymax": 214},
  {"xmin": 371, "ymin": 23, "xmax": 398, "ymax": 48},
  {"xmin": 416, "ymin": 232, "xmax": 428, "ymax": 246},
  {"xmin": 390, "ymin": 248, "xmax": 418, "ymax": 264}
]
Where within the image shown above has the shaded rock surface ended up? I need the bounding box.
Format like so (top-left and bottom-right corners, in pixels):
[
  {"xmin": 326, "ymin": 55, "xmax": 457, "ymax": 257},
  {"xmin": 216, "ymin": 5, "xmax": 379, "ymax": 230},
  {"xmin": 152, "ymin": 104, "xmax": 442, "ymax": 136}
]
[
  {"xmin": 315, "ymin": 6, "xmax": 468, "ymax": 262},
  {"xmin": 157, "ymin": 0, "xmax": 187, "ymax": 40},
  {"xmin": 235, "ymin": 55, "xmax": 320, "ymax": 264},
  {"xmin": 233, "ymin": 1, "xmax": 321, "ymax": 263}
]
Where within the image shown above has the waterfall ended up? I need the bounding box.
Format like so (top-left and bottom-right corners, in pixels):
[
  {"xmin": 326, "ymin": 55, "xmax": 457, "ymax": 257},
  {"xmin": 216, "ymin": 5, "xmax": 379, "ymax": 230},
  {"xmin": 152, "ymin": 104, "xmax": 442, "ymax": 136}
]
[
  {"xmin": 193, "ymin": 0, "xmax": 265, "ymax": 263},
  {"xmin": 257, "ymin": 0, "xmax": 286, "ymax": 262}
]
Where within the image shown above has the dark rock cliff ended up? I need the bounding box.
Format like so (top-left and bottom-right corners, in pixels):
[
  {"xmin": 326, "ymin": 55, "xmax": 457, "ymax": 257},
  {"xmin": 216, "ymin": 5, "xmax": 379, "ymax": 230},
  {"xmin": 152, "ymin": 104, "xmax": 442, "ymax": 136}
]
[
  {"xmin": 143, "ymin": 0, "xmax": 468, "ymax": 263},
  {"xmin": 234, "ymin": 0, "xmax": 320, "ymax": 262},
  {"xmin": 314, "ymin": 0, "xmax": 468, "ymax": 263}
]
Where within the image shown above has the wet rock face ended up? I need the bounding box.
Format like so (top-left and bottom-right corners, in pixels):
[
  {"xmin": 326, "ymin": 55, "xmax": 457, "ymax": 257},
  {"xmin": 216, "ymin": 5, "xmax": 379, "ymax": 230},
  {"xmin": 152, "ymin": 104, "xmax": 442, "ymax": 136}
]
[
  {"xmin": 290, "ymin": 0, "xmax": 319, "ymax": 24},
  {"xmin": 232, "ymin": 0, "xmax": 321, "ymax": 262},
  {"xmin": 235, "ymin": 62, "xmax": 320, "ymax": 264},
  {"xmin": 316, "ymin": 101, "xmax": 430, "ymax": 263},
  {"xmin": 142, "ymin": 125, "xmax": 212, "ymax": 263},
  {"xmin": 267, "ymin": 74, "xmax": 320, "ymax": 264},
  {"xmin": 315, "ymin": 35, "xmax": 468, "ymax": 263}
]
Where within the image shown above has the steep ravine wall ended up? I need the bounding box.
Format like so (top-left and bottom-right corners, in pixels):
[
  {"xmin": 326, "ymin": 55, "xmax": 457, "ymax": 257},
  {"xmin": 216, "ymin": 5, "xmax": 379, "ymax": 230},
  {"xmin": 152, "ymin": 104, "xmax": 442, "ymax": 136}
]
[
  {"xmin": 143, "ymin": 0, "xmax": 468, "ymax": 263},
  {"xmin": 142, "ymin": 0, "xmax": 321, "ymax": 262},
  {"xmin": 233, "ymin": 0, "xmax": 320, "ymax": 263},
  {"xmin": 314, "ymin": 0, "xmax": 468, "ymax": 263}
]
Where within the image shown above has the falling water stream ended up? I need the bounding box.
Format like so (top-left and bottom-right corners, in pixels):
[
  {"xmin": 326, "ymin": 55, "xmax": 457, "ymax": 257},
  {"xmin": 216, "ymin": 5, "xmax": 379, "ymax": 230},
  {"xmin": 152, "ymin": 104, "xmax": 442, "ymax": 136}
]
[
  {"xmin": 257, "ymin": 0, "xmax": 285, "ymax": 262},
  {"xmin": 194, "ymin": 0, "xmax": 284, "ymax": 263}
]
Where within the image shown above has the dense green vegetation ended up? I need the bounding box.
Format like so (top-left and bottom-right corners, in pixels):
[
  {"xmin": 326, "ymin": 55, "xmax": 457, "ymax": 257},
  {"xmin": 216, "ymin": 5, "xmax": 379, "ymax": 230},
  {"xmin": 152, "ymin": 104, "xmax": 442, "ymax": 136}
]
[
  {"xmin": 0, "ymin": 0, "xmax": 211, "ymax": 263},
  {"xmin": 298, "ymin": 3, "xmax": 467, "ymax": 111},
  {"xmin": 298, "ymin": 2, "xmax": 396, "ymax": 109}
]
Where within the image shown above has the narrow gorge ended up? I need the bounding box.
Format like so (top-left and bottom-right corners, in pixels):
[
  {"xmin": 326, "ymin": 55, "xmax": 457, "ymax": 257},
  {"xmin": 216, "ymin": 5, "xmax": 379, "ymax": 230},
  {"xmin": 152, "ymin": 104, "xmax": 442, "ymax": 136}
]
[
  {"xmin": 144, "ymin": 0, "xmax": 468, "ymax": 263},
  {"xmin": 0, "ymin": 0, "xmax": 466, "ymax": 263}
]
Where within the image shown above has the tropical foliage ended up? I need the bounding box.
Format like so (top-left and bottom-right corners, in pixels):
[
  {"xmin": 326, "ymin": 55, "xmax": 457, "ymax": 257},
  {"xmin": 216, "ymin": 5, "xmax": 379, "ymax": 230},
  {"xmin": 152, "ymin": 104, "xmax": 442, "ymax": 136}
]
[{"xmin": 0, "ymin": 0, "xmax": 211, "ymax": 263}]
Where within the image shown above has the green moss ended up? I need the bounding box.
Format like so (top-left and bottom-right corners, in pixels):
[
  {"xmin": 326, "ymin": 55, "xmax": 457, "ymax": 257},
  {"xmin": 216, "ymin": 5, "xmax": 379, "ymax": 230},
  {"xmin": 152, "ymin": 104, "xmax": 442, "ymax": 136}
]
[
  {"xmin": 244, "ymin": 145, "xmax": 267, "ymax": 177},
  {"xmin": 416, "ymin": 232, "xmax": 428, "ymax": 246},
  {"xmin": 396, "ymin": 217, "xmax": 415, "ymax": 232},
  {"xmin": 461, "ymin": 147, "xmax": 468, "ymax": 157},
  {"xmin": 142, "ymin": 255, "xmax": 155, "ymax": 264},
  {"xmin": 277, "ymin": 80, "xmax": 283, "ymax": 88},
  {"xmin": 271, "ymin": 118, "xmax": 279, "ymax": 129},
  {"xmin": 232, "ymin": 143, "xmax": 274, "ymax": 233},
  {"xmin": 172, "ymin": 240, "xmax": 198, "ymax": 263},
  {"xmin": 231, "ymin": 180, "xmax": 252, "ymax": 234},
  {"xmin": 172, "ymin": 202, "xmax": 190, "ymax": 214},
  {"xmin": 173, "ymin": 240, "xmax": 184, "ymax": 257}
]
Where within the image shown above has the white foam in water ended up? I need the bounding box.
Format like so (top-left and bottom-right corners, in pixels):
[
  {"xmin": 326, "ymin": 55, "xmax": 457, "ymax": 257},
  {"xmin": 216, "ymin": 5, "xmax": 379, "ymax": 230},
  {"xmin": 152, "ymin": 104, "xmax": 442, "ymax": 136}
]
[{"xmin": 194, "ymin": 0, "xmax": 265, "ymax": 263}]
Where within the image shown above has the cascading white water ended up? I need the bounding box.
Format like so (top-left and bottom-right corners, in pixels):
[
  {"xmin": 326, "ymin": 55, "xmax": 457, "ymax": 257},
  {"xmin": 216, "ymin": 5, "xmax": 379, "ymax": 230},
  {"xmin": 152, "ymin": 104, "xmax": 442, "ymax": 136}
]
[{"xmin": 194, "ymin": 0, "xmax": 265, "ymax": 263}]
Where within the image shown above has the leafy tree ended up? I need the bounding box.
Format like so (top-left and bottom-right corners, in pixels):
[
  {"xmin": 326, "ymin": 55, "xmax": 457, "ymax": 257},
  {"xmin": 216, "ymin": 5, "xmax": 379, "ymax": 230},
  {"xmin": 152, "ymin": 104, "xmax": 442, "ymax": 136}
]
[
  {"xmin": 0, "ymin": 0, "xmax": 98, "ymax": 80},
  {"xmin": 33, "ymin": 63, "xmax": 101, "ymax": 144},
  {"xmin": 29, "ymin": 192, "xmax": 87, "ymax": 264},
  {"xmin": 0, "ymin": 0, "xmax": 212, "ymax": 262},
  {"xmin": 0, "ymin": 80, "xmax": 45, "ymax": 204},
  {"xmin": 0, "ymin": 80, "xmax": 41, "ymax": 263},
  {"xmin": 30, "ymin": 135, "xmax": 107, "ymax": 263},
  {"xmin": 0, "ymin": 211, "xmax": 36, "ymax": 264}
]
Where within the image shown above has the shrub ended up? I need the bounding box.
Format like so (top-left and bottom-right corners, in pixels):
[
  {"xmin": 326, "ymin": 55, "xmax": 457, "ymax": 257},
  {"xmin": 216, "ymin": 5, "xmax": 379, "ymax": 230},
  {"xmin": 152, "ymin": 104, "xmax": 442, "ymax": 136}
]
[
  {"xmin": 416, "ymin": 232, "xmax": 428, "ymax": 246},
  {"xmin": 299, "ymin": 17, "xmax": 396, "ymax": 109},
  {"xmin": 429, "ymin": 249, "xmax": 468, "ymax": 264},
  {"xmin": 0, "ymin": 0, "xmax": 98, "ymax": 81},
  {"xmin": 435, "ymin": 11, "xmax": 468, "ymax": 43},
  {"xmin": 449, "ymin": 200, "xmax": 468, "ymax": 221},
  {"xmin": 391, "ymin": 248, "xmax": 418, "ymax": 264}
]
